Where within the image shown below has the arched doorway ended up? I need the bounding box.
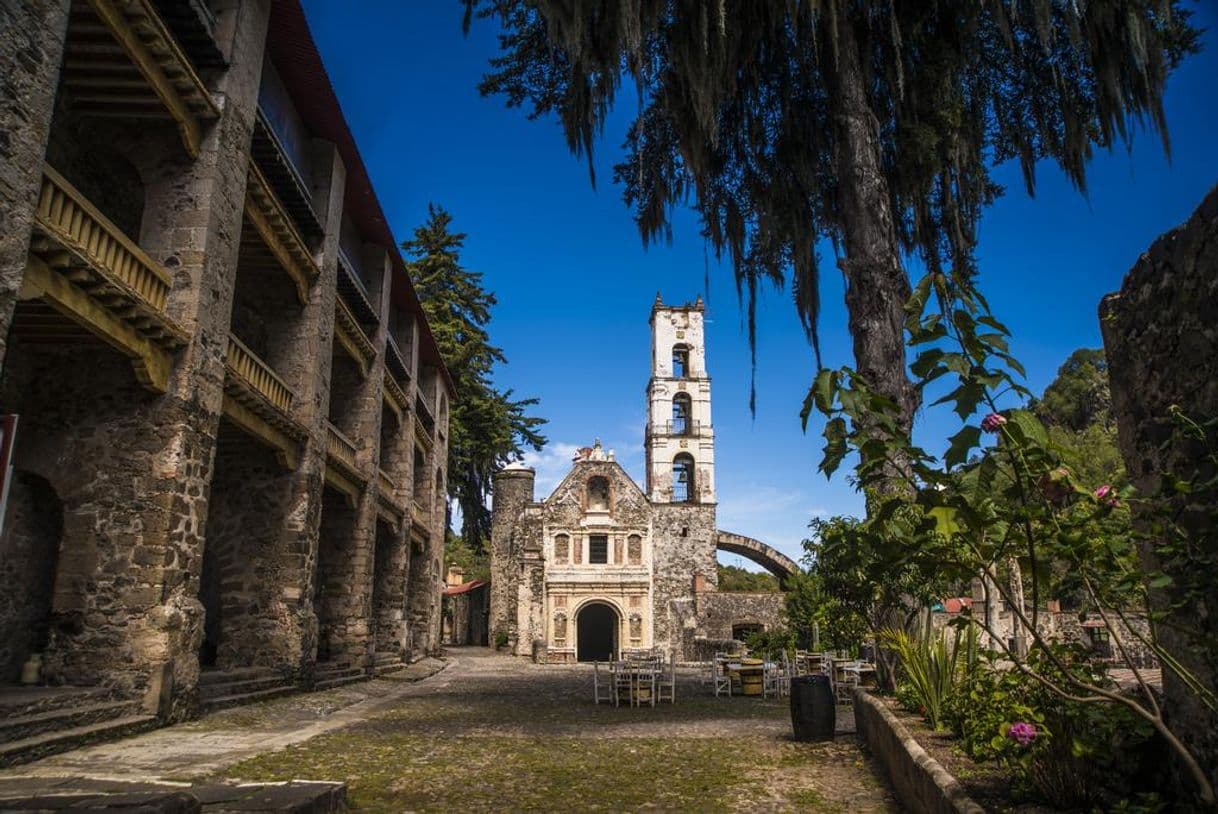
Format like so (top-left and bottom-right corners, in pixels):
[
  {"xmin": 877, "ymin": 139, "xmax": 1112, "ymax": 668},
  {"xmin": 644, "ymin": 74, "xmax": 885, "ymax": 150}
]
[{"xmin": 576, "ymin": 602, "xmax": 618, "ymax": 662}]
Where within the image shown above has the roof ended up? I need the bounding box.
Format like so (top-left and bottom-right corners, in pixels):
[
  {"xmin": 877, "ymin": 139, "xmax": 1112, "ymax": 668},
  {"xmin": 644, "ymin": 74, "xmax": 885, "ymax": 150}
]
[
  {"xmin": 266, "ymin": 0, "xmax": 454, "ymax": 397},
  {"xmin": 443, "ymin": 580, "xmax": 488, "ymax": 597}
]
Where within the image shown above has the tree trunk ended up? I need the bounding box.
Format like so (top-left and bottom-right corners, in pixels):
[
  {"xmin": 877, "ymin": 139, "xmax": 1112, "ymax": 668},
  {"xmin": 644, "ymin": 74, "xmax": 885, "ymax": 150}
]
[{"xmin": 823, "ymin": 9, "xmax": 919, "ymax": 460}]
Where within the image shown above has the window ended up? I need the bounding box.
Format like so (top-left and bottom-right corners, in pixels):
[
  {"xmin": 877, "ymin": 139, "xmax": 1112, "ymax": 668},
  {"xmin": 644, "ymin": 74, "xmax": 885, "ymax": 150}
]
[
  {"xmin": 587, "ymin": 476, "xmax": 609, "ymax": 511},
  {"xmin": 554, "ymin": 534, "xmax": 569, "ymax": 564},
  {"xmin": 589, "ymin": 534, "xmax": 609, "ymax": 564},
  {"xmin": 672, "ymin": 454, "xmax": 695, "ymax": 502},
  {"xmin": 672, "ymin": 393, "xmax": 692, "ymax": 434},
  {"xmin": 672, "ymin": 344, "xmax": 690, "ymax": 378}
]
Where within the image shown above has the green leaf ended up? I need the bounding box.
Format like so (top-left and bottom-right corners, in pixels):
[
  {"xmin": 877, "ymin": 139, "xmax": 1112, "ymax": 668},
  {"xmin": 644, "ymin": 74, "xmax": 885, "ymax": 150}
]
[
  {"xmin": 945, "ymin": 425, "xmax": 982, "ymax": 468},
  {"xmin": 929, "ymin": 506, "xmax": 960, "ymax": 536},
  {"xmin": 911, "ymin": 348, "xmax": 945, "ymax": 379},
  {"xmin": 1148, "ymin": 573, "xmax": 1173, "ymax": 589},
  {"xmin": 1007, "ymin": 409, "xmax": 1049, "ymax": 446},
  {"xmin": 820, "ymin": 417, "xmax": 848, "ymax": 479},
  {"xmin": 978, "ymin": 315, "xmax": 1011, "ymax": 336},
  {"xmin": 813, "ymin": 368, "xmax": 837, "ymax": 413},
  {"xmin": 978, "ymin": 333, "xmax": 1010, "ymax": 353}
]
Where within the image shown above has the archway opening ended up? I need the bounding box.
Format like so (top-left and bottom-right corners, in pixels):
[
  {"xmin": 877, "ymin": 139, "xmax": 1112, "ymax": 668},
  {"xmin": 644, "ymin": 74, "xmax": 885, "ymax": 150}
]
[
  {"xmin": 576, "ymin": 602, "xmax": 618, "ymax": 662},
  {"xmin": 0, "ymin": 471, "xmax": 64, "ymax": 683}
]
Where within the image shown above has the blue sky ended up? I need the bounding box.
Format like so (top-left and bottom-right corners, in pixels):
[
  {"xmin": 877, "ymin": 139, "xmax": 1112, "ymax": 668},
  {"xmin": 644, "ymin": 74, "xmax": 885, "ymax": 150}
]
[{"xmin": 302, "ymin": 1, "xmax": 1218, "ymax": 569}]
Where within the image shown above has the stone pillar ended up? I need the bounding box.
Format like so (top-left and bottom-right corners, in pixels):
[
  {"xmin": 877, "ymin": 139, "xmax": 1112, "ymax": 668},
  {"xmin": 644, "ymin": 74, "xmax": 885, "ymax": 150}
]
[
  {"xmin": 490, "ymin": 467, "xmax": 535, "ymax": 648},
  {"xmin": 1100, "ymin": 185, "xmax": 1218, "ymax": 799},
  {"xmin": 0, "ymin": 0, "xmax": 70, "ymax": 372}
]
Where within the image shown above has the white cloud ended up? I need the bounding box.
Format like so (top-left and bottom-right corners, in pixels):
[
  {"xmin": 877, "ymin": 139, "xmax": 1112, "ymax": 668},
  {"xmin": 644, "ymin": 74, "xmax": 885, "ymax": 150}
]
[{"xmin": 716, "ymin": 483, "xmax": 830, "ymax": 568}]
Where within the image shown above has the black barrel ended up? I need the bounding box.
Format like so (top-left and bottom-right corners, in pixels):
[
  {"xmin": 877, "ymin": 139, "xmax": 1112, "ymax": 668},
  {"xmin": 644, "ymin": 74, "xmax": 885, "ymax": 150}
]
[{"xmin": 790, "ymin": 674, "xmax": 835, "ymax": 741}]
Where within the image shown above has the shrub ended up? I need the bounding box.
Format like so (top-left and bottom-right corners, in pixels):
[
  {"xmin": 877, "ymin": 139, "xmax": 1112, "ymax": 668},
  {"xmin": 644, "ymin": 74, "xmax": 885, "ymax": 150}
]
[
  {"xmin": 880, "ymin": 625, "xmax": 967, "ymax": 730},
  {"xmin": 493, "ymin": 629, "xmax": 509, "ymax": 648},
  {"xmin": 743, "ymin": 628, "xmax": 794, "ymax": 661}
]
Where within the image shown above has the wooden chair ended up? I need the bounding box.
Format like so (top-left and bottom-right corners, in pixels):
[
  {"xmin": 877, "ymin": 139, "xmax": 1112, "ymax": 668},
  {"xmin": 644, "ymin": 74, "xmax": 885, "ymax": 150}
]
[
  {"xmin": 656, "ymin": 653, "xmax": 676, "ymax": 704},
  {"xmin": 712, "ymin": 652, "xmax": 733, "ymax": 697},
  {"xmin": 612, "ymin": 659, "xmax": 634, "ymax": 707},
  {"xmin": 593, "ymin": 660, "xmax": 610, "ymax": 704}
]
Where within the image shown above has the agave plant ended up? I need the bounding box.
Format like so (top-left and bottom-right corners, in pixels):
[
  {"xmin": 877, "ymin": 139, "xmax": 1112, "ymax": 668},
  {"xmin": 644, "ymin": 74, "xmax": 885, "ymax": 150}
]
[{"xmin": 881, "ymin": 625, "xmax": 965, "ymax": 731}]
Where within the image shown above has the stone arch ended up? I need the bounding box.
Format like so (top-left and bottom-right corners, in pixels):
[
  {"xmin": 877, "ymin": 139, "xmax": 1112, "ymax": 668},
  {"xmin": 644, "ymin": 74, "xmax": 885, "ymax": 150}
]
[
  {"xmin": 715, "ymin": 530, "xmax": 800, "ymax": 585},
  {"xmin": 574, "ymin": 600, "xmax": 620, "ymax": 662}
]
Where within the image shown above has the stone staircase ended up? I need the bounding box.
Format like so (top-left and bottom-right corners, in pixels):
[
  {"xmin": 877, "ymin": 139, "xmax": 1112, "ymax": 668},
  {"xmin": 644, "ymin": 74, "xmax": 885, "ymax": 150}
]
[
  {"xmin": 0, "ymin": 686, "xmax": 156, "ymax": 768},
  {"xmin": 198, "ymin": 666, "xmax": 297, "ymax": 712},
  {"xmin": 372, "ymin": 652, "xmax": 407, "ymax": 676},
  {"xmin": 312, "ymin": 661, "xmax": 368, "ymax": 691}
]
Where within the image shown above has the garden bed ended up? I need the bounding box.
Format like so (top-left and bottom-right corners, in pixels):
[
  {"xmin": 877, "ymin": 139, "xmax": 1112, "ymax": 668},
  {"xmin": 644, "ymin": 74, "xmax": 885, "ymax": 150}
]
[{"xmin": 879, "ymin": 697, "xmax": 1059, "ymax": 813}]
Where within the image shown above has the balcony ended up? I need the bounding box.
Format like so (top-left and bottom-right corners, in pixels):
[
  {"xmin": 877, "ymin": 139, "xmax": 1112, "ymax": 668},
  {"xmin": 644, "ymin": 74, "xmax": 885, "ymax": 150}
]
[
  {"xmin": 649, "ymin": 420, "xmax": 706, "ymax": 437},
  {"xmin": 382, "ymin": 372, "xmax": 409, "ymax": 421},
  {"xmin": 243, "ymin": 161, "xmax": 319, "ymax": 305},
  {"xmin": 333, "ymin": 296, "xmax": 375, "ymax": 377},
  {"xmin": 149, "ymin": 0, "xmax": 226, "ymax": 70},
  {"xmin": 20, "ymin": 165, "xmax": 187, "ymax": 392},
  {"xmin": 411, "ymin": 499, "xmax": 429, "ymax": 532},
  {"xmin": 63, "ymin": 0, "xmax": 219, "ymax": 158},
  {"xmin": 415, "ymin": 387, "xmax": 435, "ymax": 431},
  {"xmin": 375, "ymin": 468, "xmax": 403, "ymax": 526},
  {"xmin": 385, "ymin": 334, "xmax": 411, "ymax": 387},
  {"xmin": 222, "ymin": 333, "xmax": 304, "ymax": 468},
  {"xmin": 324, "ymin": 420, "xmax": 365, "ymax": 503},
  {"xmin": 250, "ymin": 108, "xmax": 323, "ymax": 239},
  {"xmin": 336, "ymin": 249, "xmax": 379, "ymax": 328}
]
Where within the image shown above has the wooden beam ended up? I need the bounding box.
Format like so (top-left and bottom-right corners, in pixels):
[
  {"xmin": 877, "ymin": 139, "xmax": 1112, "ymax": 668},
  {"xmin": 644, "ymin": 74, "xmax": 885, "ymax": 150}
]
[
  {"xmin": 19, "ymin": 257, "xmax": 171, "ymax": 392},
  {"xmin": 220, "ymin": 393, "xmax": 300, "ymax": 471}
]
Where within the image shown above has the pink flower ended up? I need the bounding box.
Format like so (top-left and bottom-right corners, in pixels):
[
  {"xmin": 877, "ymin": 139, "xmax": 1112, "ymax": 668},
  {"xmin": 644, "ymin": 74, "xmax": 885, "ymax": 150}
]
[
  {"xmin": 1094, "ymin": 484, "xmax": 1120, "ymax": 507},
  {"xmin": 981, "ymin": 413, "xmax": 1007, "ymax": 433},
  {"xmin": 1007, "ymin": 721, "xmax": 1037, "ymax": 747}
]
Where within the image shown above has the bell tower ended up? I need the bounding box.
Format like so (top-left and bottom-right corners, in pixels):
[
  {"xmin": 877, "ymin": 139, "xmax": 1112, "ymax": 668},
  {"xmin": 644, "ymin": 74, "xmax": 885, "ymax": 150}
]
[{"xmin": 645, "ymin": 295, "xmax": 716, "ymax": 504}]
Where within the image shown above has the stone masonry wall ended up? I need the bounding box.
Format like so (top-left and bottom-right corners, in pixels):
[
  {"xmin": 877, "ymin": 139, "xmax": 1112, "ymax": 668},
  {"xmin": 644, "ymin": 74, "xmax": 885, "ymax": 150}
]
[
  {"xmin": 489, "ymin": 468, "xmax": 535, "ymax": 646},
  {"xmin": 0, "ymin": 0, "xmax": 70, "ymax": 372},
  {"xmin": 651, "ymin": 502, "xmax": 717, "ymax": 655},
  {"xmin": 1100, "ymin": 185, "xmax": 1218, "ymax": 794},
  {"xmin": 0, "ymin": 472, "xmax": 63, "ymax": 683},
  {"xmin": 695, "ymin": 591, "xmax": 786, "ymax": 641}
]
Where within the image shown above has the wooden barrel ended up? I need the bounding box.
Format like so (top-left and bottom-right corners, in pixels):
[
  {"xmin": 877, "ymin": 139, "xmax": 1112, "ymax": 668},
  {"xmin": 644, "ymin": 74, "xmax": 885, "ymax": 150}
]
[
  {"xmin": 790, "ymin": 674, "xmax": 835, "ymax": 741},
  {"xmin": 740, "ymin": 670, "xmax": 763, "ymax": 696}
]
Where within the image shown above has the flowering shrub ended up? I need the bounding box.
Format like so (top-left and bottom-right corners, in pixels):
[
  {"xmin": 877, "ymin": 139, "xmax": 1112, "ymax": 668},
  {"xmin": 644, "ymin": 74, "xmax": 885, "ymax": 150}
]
[
  {"xmin": 803, "ymin": 269, "xmax": 1216, "ymax": 804},
  {"xmin": 1005, "ymin": 721, "xmax": 1037, "ymax": 747}
]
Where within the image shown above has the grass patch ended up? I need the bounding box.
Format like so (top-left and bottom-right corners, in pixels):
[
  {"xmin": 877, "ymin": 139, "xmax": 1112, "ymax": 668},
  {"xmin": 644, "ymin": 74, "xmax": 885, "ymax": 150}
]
[{"xmin": 221, "ymin": 733, "xmax": 768, "ymax": 812}]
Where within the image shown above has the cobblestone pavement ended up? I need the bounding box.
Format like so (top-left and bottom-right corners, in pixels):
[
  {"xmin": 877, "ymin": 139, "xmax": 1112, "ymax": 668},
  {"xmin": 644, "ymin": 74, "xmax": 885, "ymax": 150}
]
[{"xmin": 2, "ymin": 650, "xmax": 896, "ymax": 812}]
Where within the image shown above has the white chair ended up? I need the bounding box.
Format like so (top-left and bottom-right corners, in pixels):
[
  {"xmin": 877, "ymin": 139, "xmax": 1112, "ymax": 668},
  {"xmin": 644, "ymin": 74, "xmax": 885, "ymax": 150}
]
[
  {"xmin": 612, "ymin": 659, "xmax": 634, "ymax": 707},
  {"xmin": 593, "ymin": 660, "xmax": 611, "ymax": 704},
  {"xmin": 656, "ymin": 654, "xmax": 676, "ymax": 704},
  {"xmin": 712, "ymin": 652, "xmax": 733, "ymax": 697}
]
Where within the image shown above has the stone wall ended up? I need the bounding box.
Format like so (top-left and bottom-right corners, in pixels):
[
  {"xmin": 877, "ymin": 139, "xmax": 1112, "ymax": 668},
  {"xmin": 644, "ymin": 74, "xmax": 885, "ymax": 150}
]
[
  {"xmin": 489, "ymin": 468, "xmax": 535, "ymax": 646},
  {"xmin": 1100, "ymin": 185, "xmax": 1218, "ymax": 795},
  {"xmin": 0, "ymin": 472, "xmax": 63, "ymax": 683},
  {"xmin": 695, "ymin": 591, "xmax": 786, "ymax": 641},
  {"xmin": 651, "ymin": 502, "xmax": 717, "ymax": 653},
  {"xmin": 0, "ymin": 0, "xmax": 70, "ymax": 372}
]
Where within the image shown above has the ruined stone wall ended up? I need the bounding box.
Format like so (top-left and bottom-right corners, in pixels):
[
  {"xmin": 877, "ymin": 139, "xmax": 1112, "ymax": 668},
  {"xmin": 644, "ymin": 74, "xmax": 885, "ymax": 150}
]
[
  {"xmin": 489, "ymin": 468, "xmax": 535, "ymax": 646},
  {"xmin": 1100, "ymin": 185, "xmax": 1218, "ymax": 792},
  {"xmin": 0, "ymin": 472, "xmax": 63, "ymax": 683},
  {"xmin": 695, "ymin": 591, "xmax": 786, "ymax": 641}
]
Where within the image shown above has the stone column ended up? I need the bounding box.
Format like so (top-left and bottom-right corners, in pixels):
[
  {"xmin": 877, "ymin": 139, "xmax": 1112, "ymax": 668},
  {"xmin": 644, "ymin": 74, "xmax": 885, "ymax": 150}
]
[
  {"xmin": 0, "ymin": 0, "xmax": 71, "ymax": 372},
  {"xmin": 1100, "ymin": 185, "xmax": 1218, "ymax": 799},
  {"xmin": 490, "ymin": 467, "xmax": 536, "ymax": 648}
]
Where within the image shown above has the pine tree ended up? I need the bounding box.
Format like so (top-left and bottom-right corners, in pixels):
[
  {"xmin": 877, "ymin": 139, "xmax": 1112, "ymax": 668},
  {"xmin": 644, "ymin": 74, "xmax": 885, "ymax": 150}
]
[{"xmin": 404, "ymin": 205, "xmax": 547, "ymax": 551}]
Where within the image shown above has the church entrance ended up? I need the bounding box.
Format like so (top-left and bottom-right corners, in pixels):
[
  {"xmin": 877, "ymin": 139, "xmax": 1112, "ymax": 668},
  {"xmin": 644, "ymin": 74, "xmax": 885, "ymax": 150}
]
[{"xmin": 576, "ymin": 602, "xmax": 618, "ymax": 662}]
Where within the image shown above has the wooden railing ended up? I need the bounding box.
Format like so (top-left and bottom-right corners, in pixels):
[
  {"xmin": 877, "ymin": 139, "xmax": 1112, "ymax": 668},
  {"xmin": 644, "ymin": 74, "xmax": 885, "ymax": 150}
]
[
  {"xmin": 383, "ymin": 372, "xmax": 408, "ymax": 416},
  {"xmin": 334, "ymin": 296, "xmax": 375, "ymax": 374},
  {"xmin": 244, "ymin": 161, "xmax": 319, "ymax": 304},
  {"xmin": 225, "ymin": 334, "xmax": 294, "ymax": 416},
  {"xmin": 325, "ymin": 420, "xmax": 360, "ymax": 474},
  {"xmin": 385, "ymin": 333, "xmax": 410, "ymax": 383},
  {"xmin": 35, "ymin": 166, "xmax": 174, "ymax": 316},
  {"xmin": 377, "ymin": 468, "xmax": 396, "ymax": 496},
  {"xmin": 412, "ymin": 500, "xmax": 429, "ymax": 528}
]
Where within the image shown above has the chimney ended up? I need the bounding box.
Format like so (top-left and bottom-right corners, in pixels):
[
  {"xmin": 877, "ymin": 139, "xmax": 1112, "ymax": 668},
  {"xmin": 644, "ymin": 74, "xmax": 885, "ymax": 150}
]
[{"xmin": 446, "ymin": 566, "xmax": 465, "ymax": 587}]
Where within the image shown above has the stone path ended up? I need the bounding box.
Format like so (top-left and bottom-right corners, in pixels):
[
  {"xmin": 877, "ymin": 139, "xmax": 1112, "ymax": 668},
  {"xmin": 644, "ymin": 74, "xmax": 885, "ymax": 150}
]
[{"xmin": 0, "ymin": 650, "xmax": 896, "ymax": 811}]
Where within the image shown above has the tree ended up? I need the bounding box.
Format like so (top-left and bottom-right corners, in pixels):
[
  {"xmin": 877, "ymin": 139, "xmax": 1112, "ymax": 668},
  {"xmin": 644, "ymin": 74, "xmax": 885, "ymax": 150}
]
[
  {"xmin": 464, "ymin": 0, "xmax": 1197, "ymax": 483},
  {"xmin": 404, "ymin": 205, "xmax": 547, "ymax": 550},
  {"xmin": 716, "ymin": 563, "xmax": 779, "ymax": 592}
]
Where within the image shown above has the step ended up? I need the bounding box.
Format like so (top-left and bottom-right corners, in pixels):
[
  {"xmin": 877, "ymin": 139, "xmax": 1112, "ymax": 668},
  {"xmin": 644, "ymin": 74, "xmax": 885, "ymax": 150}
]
[
  {"xmin": 198, "ymin": 673, "xmax": 293, "ymax": 701},
  {"xmin": 0, "ymin": 714, "xmax": 157, "ymax": 768},
  {"xmin": 0, "ymin": 686, "xmax": 114, "ymax": 718},
  {"xmin": 373, "ymin": 652, "xmax": 403, "ymax": 665},
  {"xmin": 197, "ymin": 666, "xmax": 281, "ymax": 687},
  {"xmin": 200, "ymin": 683, "xmax": 298, "ymax": 713},
  {"xmin": 373, "ymin": 661, "xmax": 406, "ymax": 676},
  {"xmin": 312, "ymin": 664, "xmax": 365, "ymax": 680},
  {"xmin": 0, "ymin": 699, "xmax": 139, "ymax": 744},
  {"xmin": 313, "ymin": 673, "xmax": 369, "ymax": 692}
]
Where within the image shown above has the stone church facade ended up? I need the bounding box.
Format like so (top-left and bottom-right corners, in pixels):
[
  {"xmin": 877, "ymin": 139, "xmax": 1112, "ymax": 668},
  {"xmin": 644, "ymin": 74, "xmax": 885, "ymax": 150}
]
[
  {"xmin": 491, "ymin": 298, "xmax": 794, "ymax": 663},
  {"xmin": 0, "ymin": 0, "xmax": 453, "ymax": 732}
]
